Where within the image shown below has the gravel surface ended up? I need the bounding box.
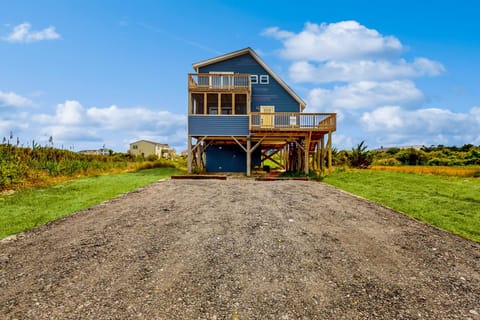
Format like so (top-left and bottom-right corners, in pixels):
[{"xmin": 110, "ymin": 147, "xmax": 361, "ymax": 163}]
[{"xmin": 1, "ymin": 179, "xmax": 479, "ymax": 319}]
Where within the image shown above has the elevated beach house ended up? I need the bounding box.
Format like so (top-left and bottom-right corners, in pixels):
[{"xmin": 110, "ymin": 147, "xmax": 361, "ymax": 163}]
[{"xmin": 187, "ymin": 48, "xmax": 336, "ymax": 176}]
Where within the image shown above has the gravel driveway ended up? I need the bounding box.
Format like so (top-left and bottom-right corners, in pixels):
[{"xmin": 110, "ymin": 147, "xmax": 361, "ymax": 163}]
[{"xmin": 1, "ymin": 179, "xmax": 479, "ymax": 319}]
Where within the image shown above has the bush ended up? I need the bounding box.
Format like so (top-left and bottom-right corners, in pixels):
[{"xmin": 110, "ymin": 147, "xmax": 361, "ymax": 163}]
[
  {"xmin": 333, "ymin": 150, "xmax": 350, "ymax": 166},
  {"xmin": 0, "ymin": 145, "xmax": 136, "ymax": 191},
  {"xmin": 395, "ymin": 148, "xmax": 427, "ymax": 165},
  {"xmin": 146, "ymin": 154, "xmax": 158, "ymax": 161},
  {"xmin": 348, "ymin": 141, "xmax": 373, "ymax": 168},
  {"xmin": 427, "ymin": 158, "xmax": 451, "ymax": 166},
  {"xmin": 373, "ymin": 158, "xmax": 402, "ymax": 166}
]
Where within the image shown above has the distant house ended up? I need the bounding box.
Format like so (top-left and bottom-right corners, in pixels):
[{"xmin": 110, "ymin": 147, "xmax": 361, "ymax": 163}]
[
  {"xmin": 374, "ymin": 145, "xmax": 424, "ymax": 152},
  {"xmin": 187, "ymin": 47, "xmax": 336, "ymax": 175},
  {"xmin": 78, "ymin": 148, "xmax": 110, "ymax": 156},
  {"xmin": 129, "ymin": 140, "xmax": 175, "ymax": 159}
]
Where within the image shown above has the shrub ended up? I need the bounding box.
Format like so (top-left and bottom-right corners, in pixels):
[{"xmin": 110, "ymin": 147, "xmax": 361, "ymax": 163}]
[
  {"xmin": 0, "ymin": 145, "xmax": 140, "ymax": 191},
  {"xmin": 373, "ymin": 158, "xmax": 402, "ymax": 166},
  {"xmin": 395, "ymin": 148, "xmax": 427, "ymax": 165},
  {"xmin": 348, "ymin": 141, "xmax": 373, "ymax": 168},
  {"xmin": 146, "ymin": 154, "xmax": 158, "ymax": 161}
]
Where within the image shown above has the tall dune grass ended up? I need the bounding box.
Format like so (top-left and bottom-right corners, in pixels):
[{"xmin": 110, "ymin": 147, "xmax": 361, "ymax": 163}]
[
  {"xmin": 370, "ymin": 165, "xmax": 480, "ymax": 177},
  {"xmin": 0, "ymin": 145, "xmax": 182, "ymax": 191}
]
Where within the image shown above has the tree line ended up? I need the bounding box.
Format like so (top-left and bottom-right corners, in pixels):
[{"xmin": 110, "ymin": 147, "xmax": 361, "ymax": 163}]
[{"xmin": 334, "ymin": 142, "xmax": 480, "ymax": 168}]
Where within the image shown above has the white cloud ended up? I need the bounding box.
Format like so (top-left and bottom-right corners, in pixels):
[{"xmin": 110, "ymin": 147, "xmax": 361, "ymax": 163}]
[
  {"xmin": 307, "ymin": 80, "xmax": 424, "ymax": 111},
  {"xmin": 0, "ymin": 119, "xmax": 29, "ymax": 140},
  {"xmin": 57, "ymin": 100, "xmax": 85, "ymax": 125},
  {"xmin": 33, "ymin": 100, "xmax": 187, "ymax": 151},
  {"xmin": 34, "ymin": 100, "xmax": 85, "ymax": 125},
  {"xmin": 262, "ymin": 20, "xmax": 474, "ymax": 149},
  {"xmin": 359, "ymin": 106, "xmax": 480, "ymax": 146},
  {"xmin": 0, "ymin": 91, "xmax": 34, "ymax": 107},
  {"xmin": 290, "ymin": 58, "xmax": 445, "ymax": 83},
  {"xmin": 332, "ymin": 134, "xmax": 354, "ymax": 150},
  {"xmin": 38, "ymin": 126, "xmax": 101, "ymax": 142},
  {"xmin": 360, "ymin": 106, "xmax": 406, "ymax": 131},
  {"xmin": 263, "ymin": 21, "xmax": 402, "ymax": 62},
  {"xmin": 360, "ymin": 106, "xmax": 474, "ymax": 133},
  {"xmin": 86, "ymin": 105, "xmax": 186, "ymax": 132},
  {"xmin": 3, "ymin": 22, "xmax": 60, "ymax": 43}
]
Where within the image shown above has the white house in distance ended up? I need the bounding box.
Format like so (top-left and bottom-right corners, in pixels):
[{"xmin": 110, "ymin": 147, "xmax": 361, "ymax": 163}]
[
  {"xmin": 78, "ymin": 148, "xmax": 111, "ymax": 156},
  {"xmin": 129, "ymin": 140, "xmax": 175, "ymax": 159}
]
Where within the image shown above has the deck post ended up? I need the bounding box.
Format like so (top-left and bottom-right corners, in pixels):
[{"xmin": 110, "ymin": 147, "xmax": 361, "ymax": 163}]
[
  {"xmin": 246, "ymin": 136, "xmax": 251, "ymax": 177},
  {"xmin": 327, "ymin": 131, "xmax": 332, "ymax": 168},
  {"xmin": 296, "ymin": 142, "xmax": 301, "ymax": 172},
  {"xmin": 187, "ymin": 136, "xmax": 193, "ymax": 173},
  {"xmin": 197, "ymin": 141, "xmax": 203, "ymax": 172},
  {"xmin": 320, "ymin": 135, "xmax": 325, "ymax": 172},
  {"xmin": 304, "ymin": 133, "xmax": 311, "ymax": 175},
  {"xmin": 316, "ymin": 140, "xmax": 321, "ymax": 172}
]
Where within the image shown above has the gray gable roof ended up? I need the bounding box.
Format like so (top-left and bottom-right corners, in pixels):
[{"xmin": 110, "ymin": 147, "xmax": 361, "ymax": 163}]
[
  {"xmin": 129, "ymin": 139, "xmax": 169, "ymax": 147},
  {"xmin": 192, "ymin": 47, "xmax": 306, "ymax": 111}
]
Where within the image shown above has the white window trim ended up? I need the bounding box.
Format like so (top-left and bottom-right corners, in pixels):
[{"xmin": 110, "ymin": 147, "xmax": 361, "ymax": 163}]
[
  {"xmin": 260, "ymin": 75, "xmax": 269, "ymax": 84},
  {"xmin": 251, "ymin": 74, "xmax": 258, "ymax": 84}
]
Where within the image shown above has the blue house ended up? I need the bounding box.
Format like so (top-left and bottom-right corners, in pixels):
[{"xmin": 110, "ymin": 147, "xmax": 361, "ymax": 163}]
[{"xmin": 187, "ymin": 48, "xmax": 336, "ymax": 176}]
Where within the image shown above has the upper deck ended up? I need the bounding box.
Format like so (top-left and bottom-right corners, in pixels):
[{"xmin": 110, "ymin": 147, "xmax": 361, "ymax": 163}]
[
  {"xmin": 188, "ymin": 73, "xmax": 251, "ymax": 94},
  {"xmin": 249, "ymin": 112, "xmax": 336, "ymax": 133}
]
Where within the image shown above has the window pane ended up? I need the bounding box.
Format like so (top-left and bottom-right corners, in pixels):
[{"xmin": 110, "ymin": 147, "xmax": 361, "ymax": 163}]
[
  {"xmin": 207, "ymin": 93, "xmax": 218, "ymax": 114},
  {"xmin": 235, "ymin": 94, "xmax": 247, "ymax": 114},
  {"xmin": 221, "ymin": 94, "xmax": 232, "ymax": 114},
  {"xmin": 192, "ymin": 93, "xmax": 204, "ymax": 114},
  {"xmin": 260, "ymin": 75, "xmax": 269, "ymax": 84}
]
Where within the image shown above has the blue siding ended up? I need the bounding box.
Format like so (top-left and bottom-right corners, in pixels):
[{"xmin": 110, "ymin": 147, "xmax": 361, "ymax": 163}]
[
  {"xmin": 188, "ymin": 115, "xmax": 249, "ymax": 136},
  {"xmin": 198, "ymin": 53, "xmax": 301, "ymax": 113},
  {"xmin": 205, "ymin": 144, "xmax": 261, "ymax": 172},
  {"xmin": 206, "ymin": 145, "xmax": 246, "ymax": 172}
]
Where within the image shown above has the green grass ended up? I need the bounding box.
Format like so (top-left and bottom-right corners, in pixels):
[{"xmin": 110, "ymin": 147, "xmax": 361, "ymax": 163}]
[
  {"xmin": 323, "ymin": 170, "xmax": 480, "ymax": 243},
  {"xmin": 0, "ymin": 167, "xmax": 182, "ymax": 239}
]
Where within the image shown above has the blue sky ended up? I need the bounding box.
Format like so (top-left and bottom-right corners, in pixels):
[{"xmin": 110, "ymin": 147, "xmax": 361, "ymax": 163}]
[{"xmin": 1, "ymin": 0, "xmax": 479, "ymax": 152}]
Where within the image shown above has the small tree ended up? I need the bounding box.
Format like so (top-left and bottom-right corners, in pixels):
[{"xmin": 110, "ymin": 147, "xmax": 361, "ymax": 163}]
[{"xmin": 348, "ymin": 141, "xmax": 373, "ymax": 168}]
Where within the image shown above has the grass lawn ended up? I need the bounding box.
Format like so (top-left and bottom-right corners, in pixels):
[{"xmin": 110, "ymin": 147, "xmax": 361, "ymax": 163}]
[
  {"xmin": 0, "ymin": 167, "xmax": 182, "ymax": 239},
  {"xmin": 323, "ymin": 169, "xmax": 480, "ymax": 243}
]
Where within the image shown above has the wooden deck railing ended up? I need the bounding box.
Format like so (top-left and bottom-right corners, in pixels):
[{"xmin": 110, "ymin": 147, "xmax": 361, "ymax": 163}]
[
  {"xmin": 188, "ymin": 73, "xmax": 251, "ymax": 91},
  {"xmin": 249, "ymin": 112, "xmax": 336, "ymax": 131}
]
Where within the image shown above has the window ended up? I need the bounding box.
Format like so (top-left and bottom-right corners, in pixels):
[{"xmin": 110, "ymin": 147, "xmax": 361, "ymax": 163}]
[
  {"xmin": 132, "ymin": 145, "xmax": 138, "ymax": 150},
  {"xmin": 221, "ymin": 94, "xmax": 232, "ymax": 114},
  {"xmin": 207, "ymin": 93, "xmax": 218, "ymax": 114},
  {"xmin": 191, "ymin": 93, "xmax": 204, "ymax": 114},
  {"xmin": 235, "ymin": 94, "xmax": 247, "ymax": 114},
  {"xmin": 260, "ymin": 75, "xmax": 269, "ymax": 84},
  {"xmin": 251, "ymin": 74, "xmax": 258, "ymax": 84}
]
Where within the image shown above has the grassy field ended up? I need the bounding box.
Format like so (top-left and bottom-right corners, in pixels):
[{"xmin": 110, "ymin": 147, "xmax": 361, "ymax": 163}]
[
  {"xmin": 323, "ymin": 169, "xmax": 480, "ymax": 243},
  {"xmin": 370, "ymin": 165, "xmax": 480, "ymax": 177},
  {"xmin": 0, "ymin": 167, "xmax": 181, "ymax": 239}
]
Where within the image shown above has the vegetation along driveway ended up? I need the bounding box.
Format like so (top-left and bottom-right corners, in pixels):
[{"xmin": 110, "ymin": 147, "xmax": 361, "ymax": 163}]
[{"xmin": 1, "ymin": 179, "xmax": 479, "ymax": 319}]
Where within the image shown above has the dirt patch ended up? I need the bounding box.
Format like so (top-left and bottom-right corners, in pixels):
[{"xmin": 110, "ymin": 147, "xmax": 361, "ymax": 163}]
[{"xmin": 1, "ymin": 179, "xmax": 479, "ymax": 319}]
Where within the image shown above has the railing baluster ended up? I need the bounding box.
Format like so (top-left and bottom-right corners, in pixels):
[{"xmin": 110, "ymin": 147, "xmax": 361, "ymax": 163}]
[{"xmin": 248, "ymin": 112, "xmax": 336, "ymax": 131}]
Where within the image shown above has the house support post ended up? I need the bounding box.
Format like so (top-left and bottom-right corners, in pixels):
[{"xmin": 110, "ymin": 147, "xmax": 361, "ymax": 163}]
[
  {"xmin": 285, "ymin": 143, "xmax": 289, "ymax": 171},
  {"xmin": 304, "ymin": 132, "xmax": 311, "ymax": 175},
  {"xmin": 327, "ymin": 131, "xmax": 333, "ymax": 168},
  {"xmin": 246, "ymin": 136, "xmax": 251, "ymax": 177},
  {"xmin": 197, "ymin": 142, "xmax": 203, "ymax": 172},
  {"xmin": 187, "ymin": 136, "xmax": 193, "ymax": 173},
  {"xmin": 320, "ymin": 136, "xmax": 325, "ymax": 172}
]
